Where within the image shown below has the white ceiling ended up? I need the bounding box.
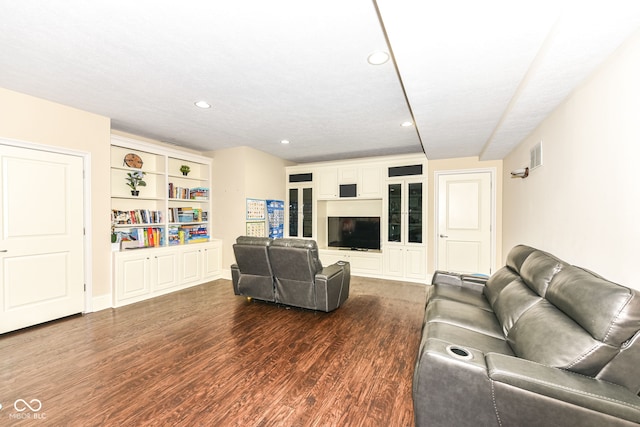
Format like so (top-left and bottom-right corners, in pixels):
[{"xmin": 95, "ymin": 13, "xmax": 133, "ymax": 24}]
[{"xmin": 1, "ymin": 1, "xmax": 639, "ymax": 162}]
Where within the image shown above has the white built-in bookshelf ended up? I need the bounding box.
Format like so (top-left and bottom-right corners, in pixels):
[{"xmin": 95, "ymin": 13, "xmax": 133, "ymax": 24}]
[{"xmin": 110, "ymin": 135, "xmax": 222, "ymax": 307}]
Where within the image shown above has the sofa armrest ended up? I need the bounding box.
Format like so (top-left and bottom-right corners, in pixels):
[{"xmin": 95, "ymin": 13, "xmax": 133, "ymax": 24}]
[
  {"xmin": 314, "ymin": 261, "xmax": 350, "ymax": 312},
  {"xmin": 486, "ymin": 353, "xmax": 640, "ymax": 424},
  {"xmin": 432, "ymin": 270, "xmax": 463, "ymax": 286},
  {"xmin": 318, "ymin": 262, "xmax": 343, "ymax": 280},
  {"xmin": 432, "ymin": 270, "xmax": 487, "ymax": 293}
]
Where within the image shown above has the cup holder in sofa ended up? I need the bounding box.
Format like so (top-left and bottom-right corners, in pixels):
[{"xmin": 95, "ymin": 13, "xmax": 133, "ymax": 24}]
[{"xmin": 446, "ymin": 345, "xmax": 473, "ymax": 361}]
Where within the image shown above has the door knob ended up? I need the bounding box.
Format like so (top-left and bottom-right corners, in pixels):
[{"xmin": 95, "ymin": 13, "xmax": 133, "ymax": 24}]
[{"xmin": 439, "ymin": 234, "xmax": 448, "ymax": 238}]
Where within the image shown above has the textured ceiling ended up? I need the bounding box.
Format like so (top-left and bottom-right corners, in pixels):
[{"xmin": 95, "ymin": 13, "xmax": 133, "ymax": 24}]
[{"xmin": 1, "ymin": 1, "xmax": 639, "ymax": 162}]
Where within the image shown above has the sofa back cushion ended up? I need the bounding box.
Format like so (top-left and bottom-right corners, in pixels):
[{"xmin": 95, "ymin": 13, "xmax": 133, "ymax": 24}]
[
  {"xmin": 505, "ymin": 244, "xmax": 537, "ymax": 273},
  {"xmin": 269, "ymin": 238, "xmax": 323, "ymax": 281},
  {"xmin": 519, "ymin": 250, "xmax": 565, "ymax": 297},
  {"xmin": 506, "ymin": 257, "xmax": 640, "ymax": 378},
  {"xmin": 546, "ymin": 266, "xmax": 640, "ymax": 346},
  {"xmin": 484, "ymin": 245, "xmax": 537, "ymax": 306},
  {"xmin": 507, "ymin": 301, "xmax": 621, "ymax": 376},
  {"xmin": 233, "ymin": 236, "xmax": 273, "ymax": 276},
  {"xmin": 488, "ymin": 245, "xmax": 640, "ymax": 388},
  {"xmin": 491, "ymin": 278, "xmax": 541, "ymax": 337}
]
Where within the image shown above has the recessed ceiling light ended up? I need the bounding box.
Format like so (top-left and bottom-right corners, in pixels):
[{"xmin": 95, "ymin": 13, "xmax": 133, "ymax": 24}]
[
  {"xmin": 280, "ymin": 139, "xmax": 290, "ymax": 144},
  {"xmin": 401, "ymin": 121, "xmax": 413, "ymax": 127},
  {"xmin": 194, "ymin": 100, "xmax": 211, "ymax": 109},
  {"xmin": 367, "ymin": 51, "xmax": 390, "ymax": 65}
]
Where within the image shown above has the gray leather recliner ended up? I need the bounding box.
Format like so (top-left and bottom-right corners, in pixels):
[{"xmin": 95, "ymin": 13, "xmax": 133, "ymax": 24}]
[
  {"xmin": 231, "ymin": 236, "xmax": 275, "ymax": 302},
  {"xmin": 268, "ymin": 238, "xmax": 350, "ymax": 312}
]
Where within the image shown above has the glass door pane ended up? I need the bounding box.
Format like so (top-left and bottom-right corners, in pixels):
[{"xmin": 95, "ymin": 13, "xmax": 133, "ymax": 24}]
[
  {"xmin": 289, "ymin": 188, "xmax": 298, "ymax": 237},
  {"xmin": 388, "ymin": 183, "xmax": 402, "ymax": 242},
  {"xmin": 302, "ymin": 187, "xmax": 313, "ymax": 238},
  {"xmin": 408, "ymin": 182, "xmax": 422, "ymax": 243}
]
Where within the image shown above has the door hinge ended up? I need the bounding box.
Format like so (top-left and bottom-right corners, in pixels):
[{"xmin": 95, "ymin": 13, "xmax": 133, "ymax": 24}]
[{"xmin": 84, "ymin": 283, "xmax": 87, "ymax": 291}]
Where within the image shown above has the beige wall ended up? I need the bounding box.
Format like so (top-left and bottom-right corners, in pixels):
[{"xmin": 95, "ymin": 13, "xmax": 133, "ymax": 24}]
[
  {"xmin": 209, "ymin": 146, "xmax": 293, "ymax": 275},
  {"xmin": 0, "ymin": 87, "xmax": 112, "ymax": 299},
  {"xmin": 503, "ymin": 29, "xmax": 640, "ymax": 289},
  {"xmin": 427, "ymin": 157, "xmax": 503, "ymax": 275}
]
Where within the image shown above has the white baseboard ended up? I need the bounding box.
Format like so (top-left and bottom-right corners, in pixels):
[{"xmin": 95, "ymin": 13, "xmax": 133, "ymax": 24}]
[
  {"xmin": 221, "ymin": 268, "xmax": 232, "ymax": 280},
  {"xmin": 91, "ymin": 293, "xmax": 113, "ymax": 312}
]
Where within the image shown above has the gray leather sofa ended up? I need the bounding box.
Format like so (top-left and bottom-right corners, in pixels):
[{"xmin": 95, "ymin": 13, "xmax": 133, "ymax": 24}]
[
  {"xmin": 231, "ymin": 236, "xmax": 350, "ymax": 312},
  {"xmin": 414, "ymin": 245, "xmax": 640, "ymax": 427}
]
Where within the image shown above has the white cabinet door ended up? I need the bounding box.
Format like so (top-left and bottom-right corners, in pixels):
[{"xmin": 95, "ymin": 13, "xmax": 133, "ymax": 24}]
[
  {"xmin": 348, "ymin": 252, "xmax": 382, "ymax": 274},
  {"xmin": 202, "ymin": 240, "xmax": 222, "ymax": 280},
  {"xmin": 151, "ymin": 250, "xmax": 179, "ymax": 291},
  {"xmin": 0, "ymin": 145, "xmax": 85, "ymax": 333},
  {"xmin": 179, "ymin": 246, "xmax": 202, "ymax": 284},
  {"xmin": 317, "ymin": 168, "xmax": 338, "ymax": 199},
  {"xmin": 383, "ymin": 246, "xmax": 404, "ymax": 278},
  {"xmin": 115, "ymin": 251, "xmax": 152, "ymax": 304},
  {"xmin": 338, "ymin": 167, "xmax": 358, "ymax": 184},
  {"xmin": 405, "ymin": 246, "xmax": 426, "ymax": 280},
  {"xmin": 384, "ymin": 176, "xmax": 426, "ymax": 282},
  {"xmin": 358, "ymin": 166, "xmax": 382, "ymax": 198}
]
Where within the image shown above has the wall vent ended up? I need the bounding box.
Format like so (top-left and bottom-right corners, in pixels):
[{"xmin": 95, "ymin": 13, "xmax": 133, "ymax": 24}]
[{"xmin": 530, "ymin": 141, "xmax": 543, "ymax": 170}]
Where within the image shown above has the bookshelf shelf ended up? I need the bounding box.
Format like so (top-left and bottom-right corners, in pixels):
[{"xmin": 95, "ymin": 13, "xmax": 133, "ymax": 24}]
[{"xmin": 110, "ymin": 135, "xmax": 213, "ymax": 249}]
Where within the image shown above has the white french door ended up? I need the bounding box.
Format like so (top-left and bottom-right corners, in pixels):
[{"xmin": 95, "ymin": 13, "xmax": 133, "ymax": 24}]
[
  {"xmin": 0, "ymin": 144, "xmax": 85, "ymax": 334},
  {"xmin": 436, "ymin": 171, "xmax": 493, "ymax": 275}
]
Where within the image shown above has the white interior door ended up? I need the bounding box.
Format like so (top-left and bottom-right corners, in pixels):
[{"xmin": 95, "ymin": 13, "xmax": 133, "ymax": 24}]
[
  {"xmin": 437, "ymin": 171, "xmax": 492, "ymax": 275},
  {"xmin": 0, "ymin": 144, "xmax": 85, "ymax": 334}
]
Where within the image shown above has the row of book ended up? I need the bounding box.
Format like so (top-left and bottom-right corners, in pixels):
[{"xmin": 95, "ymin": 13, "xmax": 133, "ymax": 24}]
[
  {"xmin": 167, "ymin": 207, "xmax": 207, "ymax": 223},
  {"xmin": 167, "ymin": 225, "xmax": 209, "ymax": 245},
  {"xmin": 168, "ymin": 184, "xmax": 209, "ymax": 200},
  {"xmin": 117, "ymin": 227, "xmax": 164, "ymax": 249},
  {"xmin": 112, "ymin": 209, "xmax": 163, "ymax": 225}
]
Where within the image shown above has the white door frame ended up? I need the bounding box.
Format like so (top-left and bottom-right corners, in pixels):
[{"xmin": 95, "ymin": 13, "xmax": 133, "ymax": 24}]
[
  {"xmin": 0, "ymin": 137, "xmax": 93, "ymax": 312},
  {"xmin": 434, "ymin": 167, "xmax": 496, "ymax": 275}
]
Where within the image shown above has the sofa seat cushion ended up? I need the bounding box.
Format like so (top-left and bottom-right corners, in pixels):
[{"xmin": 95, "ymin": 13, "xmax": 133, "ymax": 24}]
[
  {"xmin": 425, "ymin": 299, "xmax": 504, "ymax": 339},
  {"xmin": 429, "ymin": 283, "xmax": 492, "ymax": 311}
]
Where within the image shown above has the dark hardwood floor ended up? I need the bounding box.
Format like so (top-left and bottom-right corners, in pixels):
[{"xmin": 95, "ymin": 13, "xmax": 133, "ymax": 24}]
[{"xmin": 0, "ymin": 276, "xmax": 427, "ymax": 426}]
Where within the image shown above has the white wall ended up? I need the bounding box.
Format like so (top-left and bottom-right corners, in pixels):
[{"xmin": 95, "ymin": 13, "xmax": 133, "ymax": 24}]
[
  {"xmin": 503, "ymin": 29, "xmax": 640, "ymax": 289},
  {"xmin": 209, "ymin": 146, "xmax": 292, "ymax": 276},
  {"xmin": 0, "ymin": 87, "xmax": 113, "ymax": 302}
]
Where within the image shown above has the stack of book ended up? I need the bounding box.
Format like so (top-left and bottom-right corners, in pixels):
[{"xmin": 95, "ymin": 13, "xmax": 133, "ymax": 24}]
[
  {"xmin": 168, "ymin": 207, "xmax": 207, "ymax": 223},
  {"xmin": 189, "ymin": 187, "xmax": 209, "ymax": 200},
  {"xmin": 112, "ymin": 209, "xmax": 163, "ymax": 225},
  {"xmin": 168, "ymin": 184, "xmax": 209, "ymax": 200},
  {"xmin": 181, "ymin": 225, "xmax": 209, "ymax": 244}
]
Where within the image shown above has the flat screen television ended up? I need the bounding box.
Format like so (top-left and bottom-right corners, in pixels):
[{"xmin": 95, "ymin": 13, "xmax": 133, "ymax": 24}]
[{"xmin": 327, "ymin": 216, "xmax": 380, "ymax": 250}]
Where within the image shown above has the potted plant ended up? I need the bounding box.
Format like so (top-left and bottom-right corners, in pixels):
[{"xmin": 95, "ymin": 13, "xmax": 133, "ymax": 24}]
[
  {"xmin": 125, "ymin": 171, "xmax": 146, "ymax": 196},
  {"xmin": 180, "ymin": 165, "xmax": 191, "ymax": 176}
]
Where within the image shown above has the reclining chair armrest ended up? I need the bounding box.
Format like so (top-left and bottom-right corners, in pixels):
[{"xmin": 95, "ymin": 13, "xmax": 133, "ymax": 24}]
[
  {"xmin": 431, "ymin": 270, "xmax": 487, "ymax": 293},
  {"xmin": 314, "ymin": 261, "xmax": 350, "ymax": 312},
  {"xmin": 461, "ymin": 274, "xmax": 488, "ymax": 292},
  {"xmin": 317, "ymin": 263, "xmax": 343, "ymax": 280},
  {"xmin": 486, "ymin": 353, "xmax": 640, "ymax": 424},
  {"xmin": 231, "ymin": 263, "xmax": 241, "ymax": 295},
  {"xmin": 431, "ymin": 270, "xmax": 463, "ymax": 287}
]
